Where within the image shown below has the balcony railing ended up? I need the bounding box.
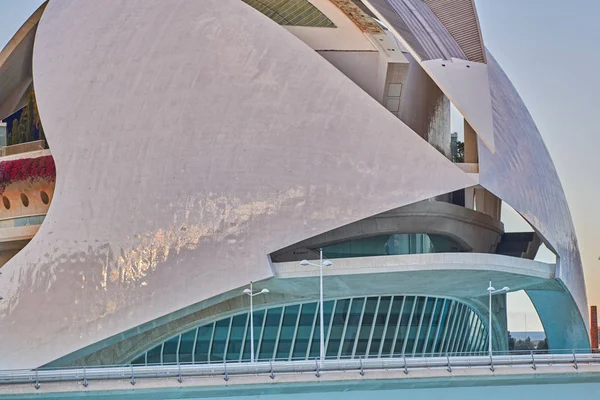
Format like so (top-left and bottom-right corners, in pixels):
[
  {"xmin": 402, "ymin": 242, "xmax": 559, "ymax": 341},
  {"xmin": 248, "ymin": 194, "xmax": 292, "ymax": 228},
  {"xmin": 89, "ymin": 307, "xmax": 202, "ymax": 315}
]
[{"xmin": 0, "ymin": 140, "xmax": 46, "ymax": 157}]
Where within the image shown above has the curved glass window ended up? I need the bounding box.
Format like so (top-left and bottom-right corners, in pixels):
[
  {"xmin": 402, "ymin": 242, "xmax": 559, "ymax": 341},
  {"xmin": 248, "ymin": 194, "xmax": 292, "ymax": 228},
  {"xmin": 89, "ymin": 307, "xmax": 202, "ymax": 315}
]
[
  {"xmin": 130, "ymin": 295, "xmax": 487, "ymax": 365},
  {"xmin": 320, "ymin": 233, "xmax": 464, "ymax": 259},
  {"xmin": 242, "ymin": 0, "xmax": 336, "ymax": 27}
]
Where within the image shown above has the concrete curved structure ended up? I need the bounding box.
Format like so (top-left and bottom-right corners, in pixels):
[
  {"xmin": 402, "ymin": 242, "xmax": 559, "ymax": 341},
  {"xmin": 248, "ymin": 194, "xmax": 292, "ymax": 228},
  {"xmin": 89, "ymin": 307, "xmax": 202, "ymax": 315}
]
[{"xmin": 0, "ymin": 0, "xmax": 589, "ymax": 371}]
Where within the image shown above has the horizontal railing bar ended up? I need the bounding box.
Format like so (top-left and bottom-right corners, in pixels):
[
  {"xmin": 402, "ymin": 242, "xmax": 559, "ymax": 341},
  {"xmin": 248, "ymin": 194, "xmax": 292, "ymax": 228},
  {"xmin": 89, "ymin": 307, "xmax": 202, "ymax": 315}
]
[{"xmin": 0, "ymin": 352, "xmax": 598, "ymax": 385}]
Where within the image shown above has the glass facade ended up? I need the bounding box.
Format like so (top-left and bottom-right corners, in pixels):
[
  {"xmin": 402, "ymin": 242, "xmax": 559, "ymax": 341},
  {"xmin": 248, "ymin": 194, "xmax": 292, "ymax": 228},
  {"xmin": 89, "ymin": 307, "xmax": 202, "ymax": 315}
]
[
  {"xmin": 131, "ymin": 295, "xmax": 487, "ymax": 365},
  {"xmin": 320, "ymin": 233, "xmax": 464, "ymax": 259}
]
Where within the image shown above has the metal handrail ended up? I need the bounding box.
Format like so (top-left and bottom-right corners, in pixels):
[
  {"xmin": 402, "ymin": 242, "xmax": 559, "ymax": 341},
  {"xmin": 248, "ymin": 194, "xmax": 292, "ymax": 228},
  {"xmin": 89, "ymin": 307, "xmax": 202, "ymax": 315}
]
[
  {"xmin": 0, "ymin": 351, "xmax": 598, "ymax": 387},
  {"xmin": 0, "ymin": 140, "xmax": 46, "ymax": 158}
]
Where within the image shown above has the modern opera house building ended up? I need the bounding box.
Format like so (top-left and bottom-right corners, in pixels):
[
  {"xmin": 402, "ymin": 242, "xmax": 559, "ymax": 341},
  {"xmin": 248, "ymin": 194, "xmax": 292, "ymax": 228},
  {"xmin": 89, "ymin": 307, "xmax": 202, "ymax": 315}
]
[{"xmin": 0, "ymin": 0, "xmax": 589, "ymax": 371}]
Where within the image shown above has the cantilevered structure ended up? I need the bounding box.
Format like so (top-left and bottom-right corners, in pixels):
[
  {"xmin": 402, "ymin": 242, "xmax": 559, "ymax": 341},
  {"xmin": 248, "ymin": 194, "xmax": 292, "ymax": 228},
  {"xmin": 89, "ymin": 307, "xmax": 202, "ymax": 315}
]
[{"xmin": 0, "ymin": 0, "xmax": 589, "ymax": 371}]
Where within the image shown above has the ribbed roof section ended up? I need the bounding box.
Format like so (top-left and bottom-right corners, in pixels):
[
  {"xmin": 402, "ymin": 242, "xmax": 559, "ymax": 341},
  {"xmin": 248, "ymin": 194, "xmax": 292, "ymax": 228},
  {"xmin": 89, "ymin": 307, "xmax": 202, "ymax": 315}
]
[{"xmin": 423, "ymin": 0, "xmax": 486, "ymax": 63}]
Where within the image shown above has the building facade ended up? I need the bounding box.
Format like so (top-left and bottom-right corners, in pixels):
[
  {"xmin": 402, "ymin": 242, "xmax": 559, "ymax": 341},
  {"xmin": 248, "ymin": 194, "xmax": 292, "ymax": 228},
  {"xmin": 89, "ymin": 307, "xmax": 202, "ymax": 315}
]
[{"xmin": 0, "ymin": 0, "xmax": 589, "ymax": 371}]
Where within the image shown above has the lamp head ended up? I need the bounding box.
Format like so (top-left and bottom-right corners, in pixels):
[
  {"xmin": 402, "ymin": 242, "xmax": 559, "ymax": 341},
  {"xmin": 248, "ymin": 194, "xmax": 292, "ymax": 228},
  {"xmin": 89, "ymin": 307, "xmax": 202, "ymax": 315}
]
[
  {"xmin": 300, "ymin": 260, "xmax": 310, "ymax": 266},
  {"xmin": 243, "ymin": 288, "xmax": 252, "ymax": 295},
  {"xmin": 487, "ymin": 286, "xmax": 495, "ymax": 292},
  {"xmin": 260, "ymin": 288, "xmax": 270, "ymax": 294},
  {"xmin": 323, "ymin": 260, "xmax": 333, "ymax": 267},
  {"xmin": 502, "ymin": 286, "xmax": 510, "ymax": 292}
]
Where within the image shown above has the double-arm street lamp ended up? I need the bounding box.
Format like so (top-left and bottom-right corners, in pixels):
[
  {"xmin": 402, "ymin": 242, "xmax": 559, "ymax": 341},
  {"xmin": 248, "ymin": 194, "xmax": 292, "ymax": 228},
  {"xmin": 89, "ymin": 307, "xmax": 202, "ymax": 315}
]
[
  {"xmin": 243, "ymin": 281, "xmax": 269, "ymax": 363},
  {"xmin": 300, "ymin": 248, "xmax": 332, "ymax": 362},
  {"xmin": 487, "ymin": 280, "xmax": 510, "ymax": 356}
]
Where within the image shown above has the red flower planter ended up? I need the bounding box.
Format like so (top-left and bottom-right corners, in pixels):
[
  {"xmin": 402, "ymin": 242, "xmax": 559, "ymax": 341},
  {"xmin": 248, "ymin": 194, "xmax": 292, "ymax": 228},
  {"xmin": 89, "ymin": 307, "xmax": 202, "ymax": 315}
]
[{"xmin": 0, "ymin": 155, "xmax": 56, "ymax": 194}]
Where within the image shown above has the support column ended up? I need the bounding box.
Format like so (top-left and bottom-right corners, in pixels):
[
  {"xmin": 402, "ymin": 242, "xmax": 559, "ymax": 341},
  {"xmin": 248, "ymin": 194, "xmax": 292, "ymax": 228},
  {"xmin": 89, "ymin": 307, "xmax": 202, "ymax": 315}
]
[{"xmin": 591, "ymin": 306, "xmax": 598, "ymax": 349}]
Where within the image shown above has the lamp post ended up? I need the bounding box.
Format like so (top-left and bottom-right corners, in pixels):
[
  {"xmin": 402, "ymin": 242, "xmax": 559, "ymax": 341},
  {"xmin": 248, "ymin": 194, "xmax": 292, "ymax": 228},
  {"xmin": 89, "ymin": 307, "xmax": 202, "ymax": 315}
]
[
  {"xmin": 243, "ymin": 281, "xmax": 269, "ymax": 363},
  {"xmin": 487, "ymin": 281, "xmax": 510, "ymax": 356},
  {"xmin": 300, "ymin": 248, "xmax": 332, "ymax": 362}
]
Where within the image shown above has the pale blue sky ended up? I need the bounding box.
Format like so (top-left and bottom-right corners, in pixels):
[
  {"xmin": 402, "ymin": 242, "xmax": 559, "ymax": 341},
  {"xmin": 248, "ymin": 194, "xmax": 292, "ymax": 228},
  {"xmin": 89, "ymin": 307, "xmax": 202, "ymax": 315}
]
[{"xmin": 1, "ymin": 0, "xmax": 598, "ymax": 331}]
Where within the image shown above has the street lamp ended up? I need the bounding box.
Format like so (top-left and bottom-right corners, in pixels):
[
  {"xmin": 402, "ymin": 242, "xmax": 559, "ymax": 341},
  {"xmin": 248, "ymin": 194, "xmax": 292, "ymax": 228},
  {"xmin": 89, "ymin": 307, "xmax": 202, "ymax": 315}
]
[
  {"xmin": 487, "ymin": 281, "xmax": 510, "ymax": 356},
  {"xmin": 300, "ymin": 248, "xmax": 332, "ymax": 362},
  {"xmin": 243, "ymin": 281, "xmax": 269, "ymax": 363}
]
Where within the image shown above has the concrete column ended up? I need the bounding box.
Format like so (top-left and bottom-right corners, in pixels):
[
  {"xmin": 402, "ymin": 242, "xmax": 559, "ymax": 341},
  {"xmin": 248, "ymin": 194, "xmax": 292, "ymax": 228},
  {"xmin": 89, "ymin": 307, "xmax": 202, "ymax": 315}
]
[{"xmin": 464, "ymin": 121, "xmax": 478, "ymax": 163}]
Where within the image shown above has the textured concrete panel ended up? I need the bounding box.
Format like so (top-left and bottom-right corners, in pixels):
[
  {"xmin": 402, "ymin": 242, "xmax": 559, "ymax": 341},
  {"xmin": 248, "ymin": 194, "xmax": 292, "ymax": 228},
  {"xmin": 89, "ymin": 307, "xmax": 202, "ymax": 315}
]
[
  {"xmin": 480, "ymin": 51, "xmax": 588, "ymax": 339},
  {"xmin": 0, "ymin": 0, "xmax": 473, "ymax": 369}
]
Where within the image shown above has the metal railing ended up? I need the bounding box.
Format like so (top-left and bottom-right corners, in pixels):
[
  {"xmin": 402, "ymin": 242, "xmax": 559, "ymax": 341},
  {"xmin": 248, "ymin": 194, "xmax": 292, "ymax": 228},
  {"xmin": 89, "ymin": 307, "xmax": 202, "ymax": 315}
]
[
  {"xmin": 0, "ymin": 214, "xmax": 45, "ymax": 229},
  {"xmin": 0, "ymin": 350, "xmax": 598, "ymax": 389},
  {"xmin": 0, "ymin": 140, "xmax": 46, "ymax": 157}
]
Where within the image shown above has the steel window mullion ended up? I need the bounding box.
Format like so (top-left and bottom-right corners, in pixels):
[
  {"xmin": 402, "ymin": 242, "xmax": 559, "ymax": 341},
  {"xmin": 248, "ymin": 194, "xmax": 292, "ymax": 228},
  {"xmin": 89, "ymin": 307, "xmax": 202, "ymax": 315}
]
[
  {"xmin": 451, "ymin": 306, "xmax": 467, "ymax": 354},
  {"xmin": 430, "ymin": 299, "xmax": 447, "ymax": 356},
  {"xmin": 272, "ymin": 307, "xmax": 286, "ymax": 361},
  {"xmin": 175, "ymin": 335, "xmax": 182, "ymax": 364},
  {"xmin": 411, "ymin": 297, "xmax": 429, "ymax": 356},
  {"xmin": 440, "ymin": 302, "xmax": 457, "ymax": 353},
  {"xmin": 422, "ymin": 298, "xmax": 439, "ymax": 356},
  {"xmin": 337, "ymin": 298, "xmax": 354, "ymax": 359},
  {"xmin": 288, "ymin": 303, "xmax": 303, "ymax": 361},
  {"xmin": 400, "ymin": 296, "xmax": 418, "ymax": 356},
  {"xmin": 364, "ymin": 297, "xmax": 381, "ymax": 358},
  {"xmin": 324, "ymin": 299, "xmax": 338, "ymax": 356},
  {"xmin": 305, "ymin": 302, "xmax": 319, "ymax": 360},
  {"xmin": 191, "ymin": 327, "xmax": 199, "ymax": 364},
  {"xmin": 454, "ymin": 308, "xmax": 470, "ymax": 354},
  {"xmin": 255, "ymin": 310, "xmax": 268, "ymax": 359},
  {"xmin": 239, "ymin": 315, "xmax": 249, "ymax": 362},
  {"xmin": 451, "ymin": 305, "xmax": 468, "ymax": 354},
  {"xmin": 377, "ymin": 296, "xmax": 395, "ymax": 357},
  {"xmin": 462, "ymin": 312, "xmax": 476, "ymax": 352},
  {"xmin": 389, "ymin": 296, "xmax": 407, "ymax": 356},
  {"xmin": 351, "ymin": 297, "xmax": 369, "ymax": 358},
  {"xmin": 445, "ymin": 303, "xmax": 463, "ymax": 354},
  {"xmin": 448, "ymin": 305, "xmax": 465, "ymax": 354}
]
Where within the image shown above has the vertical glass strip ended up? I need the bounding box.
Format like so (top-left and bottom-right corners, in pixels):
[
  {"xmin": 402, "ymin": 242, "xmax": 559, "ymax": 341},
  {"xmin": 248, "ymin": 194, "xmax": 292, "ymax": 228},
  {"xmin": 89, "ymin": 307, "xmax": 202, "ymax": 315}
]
[
  {"xmin": 194, "ymin": 323, "xmax": 214, "ymax": 363},
  {"xmin": 356, "ymin": 297, "xmax": 379, "ymax": 357},
  {"xmin": 179, "ymin": 329, "xmax": 196, "ymax": 363},
  {"xmin": 146, "ymin": 344, "xmax": 162, "ymax": 365},
  {"xmin": 439, "ymin": 301, "xmax": 457, "ymax": 353},
  {"xmin": 326, "ymin": 299, "xmax": 350, "ymax": 358},
  {"xmin": 411, "ymin": 297, "xmax": 431, "ymax": 356},
  {"xmin": 389, "ymin": 296, "xmax": 408, "ymax": 356},
  {"xmin": 226, "ymin": 314, "xmax": 248, "ymax": 361},
  {"xmin": 369, "ymin": 297, "xmax": 390, "ymax": 356},
  {"xmin": 210, "ymin": 318, "xmax": 231, "ymax": 362},
  {"xmin": 351, "ymin": 297, "xmax": 369, "ymax": 357},
  {"xmin": 242, "ymin": 309, "xmax": 265, "ymax": 361},
  {"xmin": 309, "ymin": 300, "xmax": 335, "ymax": 359},
  {"xmin": 276, "ymin": 305, "xmax": 300, "ymax": 360},
  {"xmin": 340, "ymin": 297, "xmax": 365, "ymax": 358},
  {"xmin": 288, "ymin": 304, "xmax": 303, "ymax": 360},
  {"xmin": 399, "ymin": 296, "xmax": 418, "ymax": 355},
  {"xmin": 382, "ymin": 296, "xmax": 404, "ymax": 356},
  {"xmin": 162, "ymin": 335, "xmax": 180, "ymax": 364},
  {"xmin": 259, "ymin": 307, "xmax": 283, "ymax": 361},
  {"xmin": 430, "ymin": 299, "xmax": 448, "ymax": 355},
  {"xmin": 376, "ymin": 296, "xmax": 395, "ymax": 357},
  {"xmin": 422, "ymin": 298, "xmax": 439, "ymax": 355},
  {"xmin": 294, "ymin": 303, "xmax": 317, "ymax": 360}
]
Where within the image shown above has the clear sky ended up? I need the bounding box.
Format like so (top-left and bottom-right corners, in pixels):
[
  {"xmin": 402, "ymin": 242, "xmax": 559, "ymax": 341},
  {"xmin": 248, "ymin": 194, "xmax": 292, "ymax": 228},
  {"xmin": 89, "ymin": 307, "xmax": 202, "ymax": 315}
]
[{"xmin": 0, "ymin": 0, "xmax": 598, "ymax": 332}]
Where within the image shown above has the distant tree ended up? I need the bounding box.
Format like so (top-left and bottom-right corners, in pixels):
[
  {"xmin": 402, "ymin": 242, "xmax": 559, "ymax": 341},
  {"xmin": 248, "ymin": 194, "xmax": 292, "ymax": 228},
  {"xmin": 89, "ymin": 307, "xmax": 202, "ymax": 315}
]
[
  {"xmin": 10, "ymin": 119, "xmax": 19, "ymax": 145},
  {"xmin": 514, "ymin": 336, "xmax": 535, "ymax": 351},
  {"xmin": 536, "ymin": 338, "xmax": 548, "ymax": 350},
  {"xmin": 453, "ymin": 141, "xmax": 464, "ymax": 163},
  {"xmin": 508, "ymin": 332, "xmax": 515, "ymax": 350}
]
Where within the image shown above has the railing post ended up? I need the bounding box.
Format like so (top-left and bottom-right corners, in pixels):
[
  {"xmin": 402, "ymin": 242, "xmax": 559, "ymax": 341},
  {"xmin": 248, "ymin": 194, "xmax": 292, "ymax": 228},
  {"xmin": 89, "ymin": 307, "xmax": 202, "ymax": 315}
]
[
  {"xmin": 315, "ymin": 358, "xmax": 320, "ymax": 378},
  {"xmin": 269, "ymin": 360, "xmax": 275, "ymax": 380},
  {"xmin": 83, "ymin": 366, "xmax": 88, "ymax": 387},
  {"xmin": 531, "ymin": 350, "xmax": 536, "ymax": 370},
  {"xmin": 446, "ymin": 353, "xmax": 452, "ymax": 373},
  {"xmin": 403, "ymin": 355, "xmax": 408, "ymax": 375},
  {"xmin": 34, "ymin": 370, "xmax": 40, "ymax": 390},
  {"xmin": 573, "ymin": 350, "xmax": 578, "ymax": 370},
  {"xmin": 223, "ymin": 360, "xmax": 229, "ymax": 382},
  {"xmin": 178, "ymin": 361, "xmax": 183, "ymax": 383},
  {"xmin": 359, "ymin": 357, "xmax": 364, "ymax": 376},
  {"xmin": 130, "ymin": 365, "xmax": 135, "ymax": 386},
  {"xmin": 489, "ymin": 352, "xmax": 494, "ymax": 372}
]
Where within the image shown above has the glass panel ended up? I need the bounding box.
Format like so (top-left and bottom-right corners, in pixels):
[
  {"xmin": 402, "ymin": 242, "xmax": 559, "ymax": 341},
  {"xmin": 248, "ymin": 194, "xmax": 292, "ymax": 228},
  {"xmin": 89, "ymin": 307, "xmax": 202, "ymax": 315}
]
[
  {"xmin": 308, "ymin": 300, "xmax": 335, "ymax": 359},
  {"xmin": 194, "ymin": 323, "xmax": 214, "ymax": 363},
  {"xmin": 179, "ymin": 329, "xmax": 197, "ymax": 363},
  {"xmin": 242, "ymin": 309, "xmax": 265, "ymax": 361},
  {"xmin": 340, "ymin": 298, "xmax": 364, "ymax": 357},
  {"xmin": 162, "ymin": 336, "xmax": 179, "ymax": 364},
  {"xmin": 258, "ymin": 307, "xmax": 283, "ymax": 360},
  {"xmin": 394, "ymin": 297, "xmax": 414, "ymax": 356},
  {"xmin": 146, "ymin": 344, "xmax": 162, "ymax": 365},
  {"xmin": 326, "ymin": 299, "xmax": 350, "ymax": 357},
  {"xmin": 368, "ymin": 296, "xmax": 391, "ymax": 356},
  {"xmin": 356, "ymin": 297, "xmax": 378, "ymax": 356},
  {"xmin": 210, "ymin": 318, "xmax": 231, "ymax": 362},
  {"xmin": 382, "ymin": 296, "xmax": 404, "ymax": 355},
  {"xmin": 415, "ymin": 298, "xmax": 435, "ymax": 355},
  {"xmin": 293, "ymin": 303, "xmax": 316, "ymax": 360},
  {"xmin": 406, "ymin": 297, "xmax": 426, "ymax": 354},
  {"xmin": 131, "ymin": 354, "xmax": 146, "ymax": 366},
  {"xmin": 434, "ymin": 301, "xmax": 452, "ymax": 354},
  {"xmin": 226, "ymin": 314, "xmax": 248, "ymax": 361},
  {"xmin": 321, "ymin": 234, "xmax": 464, "ymax": 259},
  {"xmin": 276, "ymin": 305, "xmax": 300, "ymax": 360}
]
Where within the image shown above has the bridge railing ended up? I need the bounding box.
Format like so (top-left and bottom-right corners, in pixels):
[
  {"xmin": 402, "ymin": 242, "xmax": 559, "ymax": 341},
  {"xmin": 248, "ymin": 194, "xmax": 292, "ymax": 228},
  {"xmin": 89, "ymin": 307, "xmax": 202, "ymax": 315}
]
[{"xmin": 0, "ymin": 350, "xmax": 599, "ymax": 388}]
